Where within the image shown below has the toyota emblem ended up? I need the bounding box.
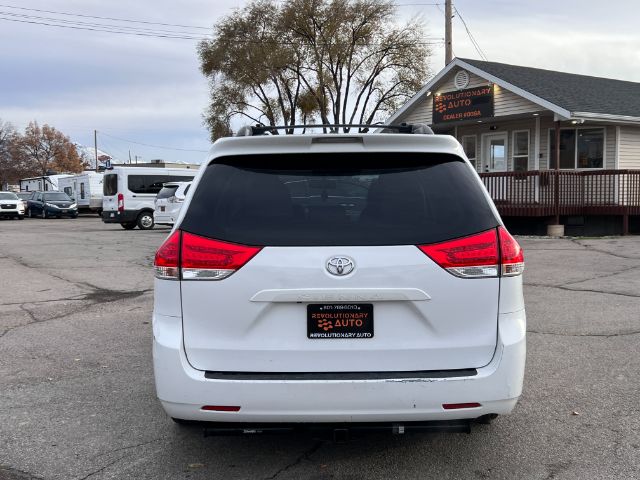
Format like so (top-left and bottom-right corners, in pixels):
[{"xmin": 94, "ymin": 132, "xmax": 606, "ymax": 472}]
[{"xmin": 326, "ymin": 256, "xmax": 355, "ymax": 276}]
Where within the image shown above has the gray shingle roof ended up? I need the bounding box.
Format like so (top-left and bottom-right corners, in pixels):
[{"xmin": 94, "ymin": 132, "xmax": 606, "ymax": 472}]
[{"xmin": 459, "ymin": 58, "xmax": 640, "ymax": 118}]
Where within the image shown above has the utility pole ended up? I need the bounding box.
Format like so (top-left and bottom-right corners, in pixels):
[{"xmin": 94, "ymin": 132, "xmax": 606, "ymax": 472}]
[
  {"xmin": 94, "ymin": 129, "xmax": 99, "ymax": 172},
  {"xmin": 128, "ymin": 150, "xmax": 132, "ymax": 164},
  {"xmin": 445, "ymin": 0, "xmax": 453, "ymax": 65}
]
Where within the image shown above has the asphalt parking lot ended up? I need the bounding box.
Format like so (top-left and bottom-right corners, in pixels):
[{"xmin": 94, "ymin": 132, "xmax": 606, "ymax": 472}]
[{"xmin": 1, "ymin": 217, "xmax": 639, "ymax": 480}]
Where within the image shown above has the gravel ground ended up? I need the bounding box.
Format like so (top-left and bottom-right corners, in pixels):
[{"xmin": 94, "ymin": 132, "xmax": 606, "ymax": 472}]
[{"xmin": 0, "ymin": 217, "xmax": 638, "ymax": 480}]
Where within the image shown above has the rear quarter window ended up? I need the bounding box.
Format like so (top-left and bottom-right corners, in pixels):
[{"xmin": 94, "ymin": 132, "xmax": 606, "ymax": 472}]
[
  {"xmin": 180, "ymin": 153, "xmax": 498, "ymax": 246},
  {"xmin": 128, "ymin": 175, "xmax": 194, "ymax": 194}
]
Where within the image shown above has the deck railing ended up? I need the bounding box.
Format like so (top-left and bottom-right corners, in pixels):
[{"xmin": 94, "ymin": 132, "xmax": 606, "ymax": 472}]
[{"xmin": 479, "ymin": 170, "xmax": 640, "ymax": 219}]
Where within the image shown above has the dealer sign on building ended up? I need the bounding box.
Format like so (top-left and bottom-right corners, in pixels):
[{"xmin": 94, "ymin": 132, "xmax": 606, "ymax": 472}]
[{"xmin": 433, "ymin": 85, "xmax": 494, "ymax": 123}]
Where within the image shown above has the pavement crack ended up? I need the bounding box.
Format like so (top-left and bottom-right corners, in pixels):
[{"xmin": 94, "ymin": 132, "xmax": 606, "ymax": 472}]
[
  {"xmin": 560, "ymin": 265, "xmax": 640, "ymax": 287},
  {"xmin": 0, "ymin": 465, "xmax": 46, "ymax": 480},
  {"xmin": 262, "ymin": 441, "xmax": 323, "ymax": 480},
  {"xmin": 524, "ymin": 282, "xmax": 640, "ymax": 299},
  {"xmin": 93, "ymin": 437, "xmax": 162, "ymax": 459},
  {"xmin": 528, "ymin": 329, "xmax": 640, "ymax": 338},
  {"xmin": 569, "ymin": 238, "xmax": 640, "ymax": 260},
  {"xmin": 75, "ymin": 454, "xmax": 130, "ymax": 480}
]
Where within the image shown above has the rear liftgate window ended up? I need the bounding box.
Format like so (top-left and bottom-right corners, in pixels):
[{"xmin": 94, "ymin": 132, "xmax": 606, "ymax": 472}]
[{"xmin": 180, "ymin": 153, "xmax": 499, "ymax": 246}]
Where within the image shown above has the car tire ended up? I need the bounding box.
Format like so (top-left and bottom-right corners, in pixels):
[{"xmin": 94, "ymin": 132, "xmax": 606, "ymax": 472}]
[
  {"xmin": 121, "ymin": 222, "xmax": 136, "ymax": 230},
  {"xmin": 137, "ymin": 211, "xmax": 154, "ymax": 230},
  {"xmin": 18, "ymin": 215, "xmax": 24, "ymax": 220},
  {"xmin": 41, "ymin": 209, "xmax": 47, "ymax": 219},
  {"xmin": 28, "ymin": 209, "xmax": 33, "ymax": 218}
]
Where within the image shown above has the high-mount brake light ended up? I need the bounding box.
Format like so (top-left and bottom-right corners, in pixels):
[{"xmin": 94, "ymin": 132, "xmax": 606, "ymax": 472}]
[
  {"xmin": 418, "ymin": 227, "xmax": 524, "ymax": 278},
  {"xmin": 153, "ymin": 231, "xmax": 262, "ymax": 281}
]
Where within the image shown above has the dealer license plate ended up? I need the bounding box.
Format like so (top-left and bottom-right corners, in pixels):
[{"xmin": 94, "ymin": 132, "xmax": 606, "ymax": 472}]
[{"xmin": 307, "ymin": 304, "xmax": 373, "ymax": 339}]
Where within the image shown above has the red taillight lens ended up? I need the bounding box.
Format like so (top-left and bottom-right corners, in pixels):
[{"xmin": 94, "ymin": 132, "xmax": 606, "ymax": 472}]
[
  {"xmin": 153, "ymin": 231, "xmax": 261, "ymax": 280},
  {"xmin": 117, "ymin": 193, "xmax": 124, "ymax": 212},
  {"xmin": 181, "ymin": 231, "xmax": 261, "ymax": 280},
  {"xmin": 418, "ymin": 227, "xmax": 524, "ymax": 278},
  {"xmin": 418, "ymin": 229, "xmax": 499, "ymax": 278},
  {"xmin": 153, "ymin": 230, "xmax": 180, "ymax": 279},
  {"xmin": 498, "ymin": 226, "xmax": 524, "ymax": 276}
]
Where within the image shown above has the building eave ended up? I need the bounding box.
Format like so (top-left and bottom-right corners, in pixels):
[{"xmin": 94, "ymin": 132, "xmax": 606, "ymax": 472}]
[{"xmin": 571, "ymin": 112, "xmax": 640, "ymax": 125}]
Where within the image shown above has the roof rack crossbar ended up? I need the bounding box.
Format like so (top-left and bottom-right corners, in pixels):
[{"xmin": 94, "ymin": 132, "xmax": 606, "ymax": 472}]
[{"xmin": 235, "ymin": 123, "xmax": 433, "ymax": 136}]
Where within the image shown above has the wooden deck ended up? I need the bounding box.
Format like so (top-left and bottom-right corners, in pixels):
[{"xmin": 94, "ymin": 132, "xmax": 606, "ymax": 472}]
[{"xmin": 480, "ymin": 170, "xmax": 640, "ymax": 217}]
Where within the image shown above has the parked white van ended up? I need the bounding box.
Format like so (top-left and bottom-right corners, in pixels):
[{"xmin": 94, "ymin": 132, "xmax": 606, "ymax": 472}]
[
  {"xmin": 58, "ymin": 171, "xmax": 104, "ymax": 214},
  {"xmin": 154, "ymin": 181, "xmax": 192, "ymax": 227},
  {"xmin": 102, "ymin": 166, "xmax": 196, "ymax": 230}
]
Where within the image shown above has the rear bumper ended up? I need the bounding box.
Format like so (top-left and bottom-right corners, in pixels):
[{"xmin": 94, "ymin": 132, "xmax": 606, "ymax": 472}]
[
  {"xmin": 153, "ymin": 212, "xmax": 176, "ymax": 225},
  {"xmin": 153, "ymin": 310, "xmax": 526, "ymax": 423},
  {"xmin": 102, "ymin": 209, "xmax": 138, "ymax": 223}
]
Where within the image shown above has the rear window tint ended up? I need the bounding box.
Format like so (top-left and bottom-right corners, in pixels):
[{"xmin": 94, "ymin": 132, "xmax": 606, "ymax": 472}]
[
  {"xmin": 157, "ymin": 185, "xmax": 179, "ymax": 199},
  {"xmin": 104, "ymin": 174, "xmax": 117, "ymax": 196},
  {"xmin": 180, "ymin": 153, "xmax": 498, "ymax": 246}
]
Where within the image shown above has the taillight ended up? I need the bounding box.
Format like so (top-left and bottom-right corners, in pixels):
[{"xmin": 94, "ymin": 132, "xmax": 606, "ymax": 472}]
[
  {"xmin": 181, "ymin": 231, "xmax": 261, "ymax": 280},
  {"xmin": 418, "ymin": 227, "xmax": 524, "ymax": 278},
  {"xmin": 153, "ymin": 230, "xmax": 261, "ymax": 281},
  {"xmin": 154, "ymin": 230, "xmax": 180, "ymax": 279},
  {"xmin": 498, "ymin": 226, "xmax": 525, "ymax": 276},
  {"xmin": 418, "ymin": 229, "xmax": 499, "ymax": 278},
  {"xmin": 117, "ymin": 193, "xmax": 124, "ymax": 212}
]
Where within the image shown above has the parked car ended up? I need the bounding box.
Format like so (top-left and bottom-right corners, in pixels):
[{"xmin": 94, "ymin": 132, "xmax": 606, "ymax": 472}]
[
  {"xmin": 102, "ymin": 166, "xmax": 195, "ymax": 230},
  {"xmin": 152, "ymin": 124, "xmax": 526, "ymax": 435},
  {"xmin": 153, "ymin": 182, "xmax": 191, "ymax": 226},
  {"xmin": 0, "ymin": 191, "xmax": 25, "ymax": 220},
  {"xmin": 27, "ymin": 191, "xmax": 78, "ymax": 218},
  {"xmin": 16, "ymin": 192, "xmax": 33, "ymax": 215}
]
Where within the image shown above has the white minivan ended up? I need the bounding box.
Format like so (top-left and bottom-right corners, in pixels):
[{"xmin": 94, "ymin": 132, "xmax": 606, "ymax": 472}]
[
  {"xmin": 154, "ymin": 182, "xmax": 192, "ymax": 227},
  {"xmin": 102, "ymin": 167, "xmax": 195, "ymax": 230},
  {"xmin": 152, "ymin": 125, "xmax": 526, "ymax": 435}
]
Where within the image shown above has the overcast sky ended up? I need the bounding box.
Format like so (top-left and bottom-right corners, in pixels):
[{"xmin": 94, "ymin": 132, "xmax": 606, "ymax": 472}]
[{"xmin": 1, "ymin": 0, "xmax": 639, "ymax": 163}]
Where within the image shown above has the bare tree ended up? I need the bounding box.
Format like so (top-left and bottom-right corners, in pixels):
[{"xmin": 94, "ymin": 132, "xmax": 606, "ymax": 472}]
[
  {"xmin": 0, "ymin": 119, "xmax": 30, "ymax": 187},
  {"xmin": 198, "ymin": 0, "xmax": 431, "ymax": 139},
  {"xmin": 15, "ymin": 122, "xmax": 84, "ymax": 176}
]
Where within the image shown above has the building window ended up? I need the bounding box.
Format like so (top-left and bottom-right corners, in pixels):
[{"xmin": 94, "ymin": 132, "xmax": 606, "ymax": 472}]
[
  {"xmin": 461, "ymin": 135, "xmax": 477, "ymax": 169},
  {"xmin": 80, "ymin": 183, "xmax": 85, "ymax": 199},
  {"xmin": 549, "ymin": 128, "xmax": 604, "ymax": 169},
  {"xmin": 512, "ymin": 130, "xmax": 529, "ymax": 171}
]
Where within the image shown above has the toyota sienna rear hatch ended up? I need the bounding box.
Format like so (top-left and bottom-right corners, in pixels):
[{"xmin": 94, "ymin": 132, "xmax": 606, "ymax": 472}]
[{"xmin": 175, "ymin": 152, "xmax": 501, "ymax": 373}]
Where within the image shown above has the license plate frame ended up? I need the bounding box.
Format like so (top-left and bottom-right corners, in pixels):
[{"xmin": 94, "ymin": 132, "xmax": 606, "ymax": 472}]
[{"xmin": 307, "ymin": 303, "xmax": 373, "ymax": 339}]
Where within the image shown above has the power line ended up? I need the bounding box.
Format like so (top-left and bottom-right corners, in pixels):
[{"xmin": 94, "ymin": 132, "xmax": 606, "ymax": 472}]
[
  {"xmin": 0, "ymin": 15, "xmax": 444, "ymax": 44},
  {"xmin": 453, "ymin": 5, "xmax": 487, "ymax": 61},
  {"xmin": 98, "ymin": 131, "xmax": 210, "ymax": 153},
  {"xmin": 0, "ymin": 10, "xmax": 208, "ymax": 37},
  {"xmin": 0, "ymin": 16, "xmax": 208, "ymax": 39},
  {"xmin": 0, "ymin": 3, "xmax": 211, "ymax": 29}
]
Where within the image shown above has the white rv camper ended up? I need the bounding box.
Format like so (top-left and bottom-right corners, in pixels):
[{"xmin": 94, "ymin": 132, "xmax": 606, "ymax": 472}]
[
  {"xmin": 20, "ymin": 174, "xmax": 73, "ymax": 193},
  {"xmin": 58, "ymin": 172, "xmax": 104, "ymax": 213}
]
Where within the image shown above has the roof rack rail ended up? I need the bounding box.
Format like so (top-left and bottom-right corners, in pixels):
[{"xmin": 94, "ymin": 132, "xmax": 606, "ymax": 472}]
[{"xmin": 235, "ymin": 123, "xmax": 433, "ymax": 136}]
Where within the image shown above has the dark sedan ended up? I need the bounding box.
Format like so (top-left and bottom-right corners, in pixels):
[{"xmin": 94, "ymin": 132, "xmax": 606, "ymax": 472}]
[{"xmin": 27, "ymin": 191, "xmax": 78, "ymax": 219}]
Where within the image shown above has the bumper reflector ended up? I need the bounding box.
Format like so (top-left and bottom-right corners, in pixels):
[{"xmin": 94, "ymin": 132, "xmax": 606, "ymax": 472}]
[
  {"xmin": 201, "ymin": 405, "xmax": 241, "ymax": 412},
  {"xmin": 442, "ymin": 402, "xmax": 481, "ymax": 410}
]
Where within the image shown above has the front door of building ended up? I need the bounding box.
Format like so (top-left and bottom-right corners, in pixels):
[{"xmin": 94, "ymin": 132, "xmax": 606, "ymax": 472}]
[{"xmin": 483, "ymin": 133, "xmax": 508, "ymax": 172}]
